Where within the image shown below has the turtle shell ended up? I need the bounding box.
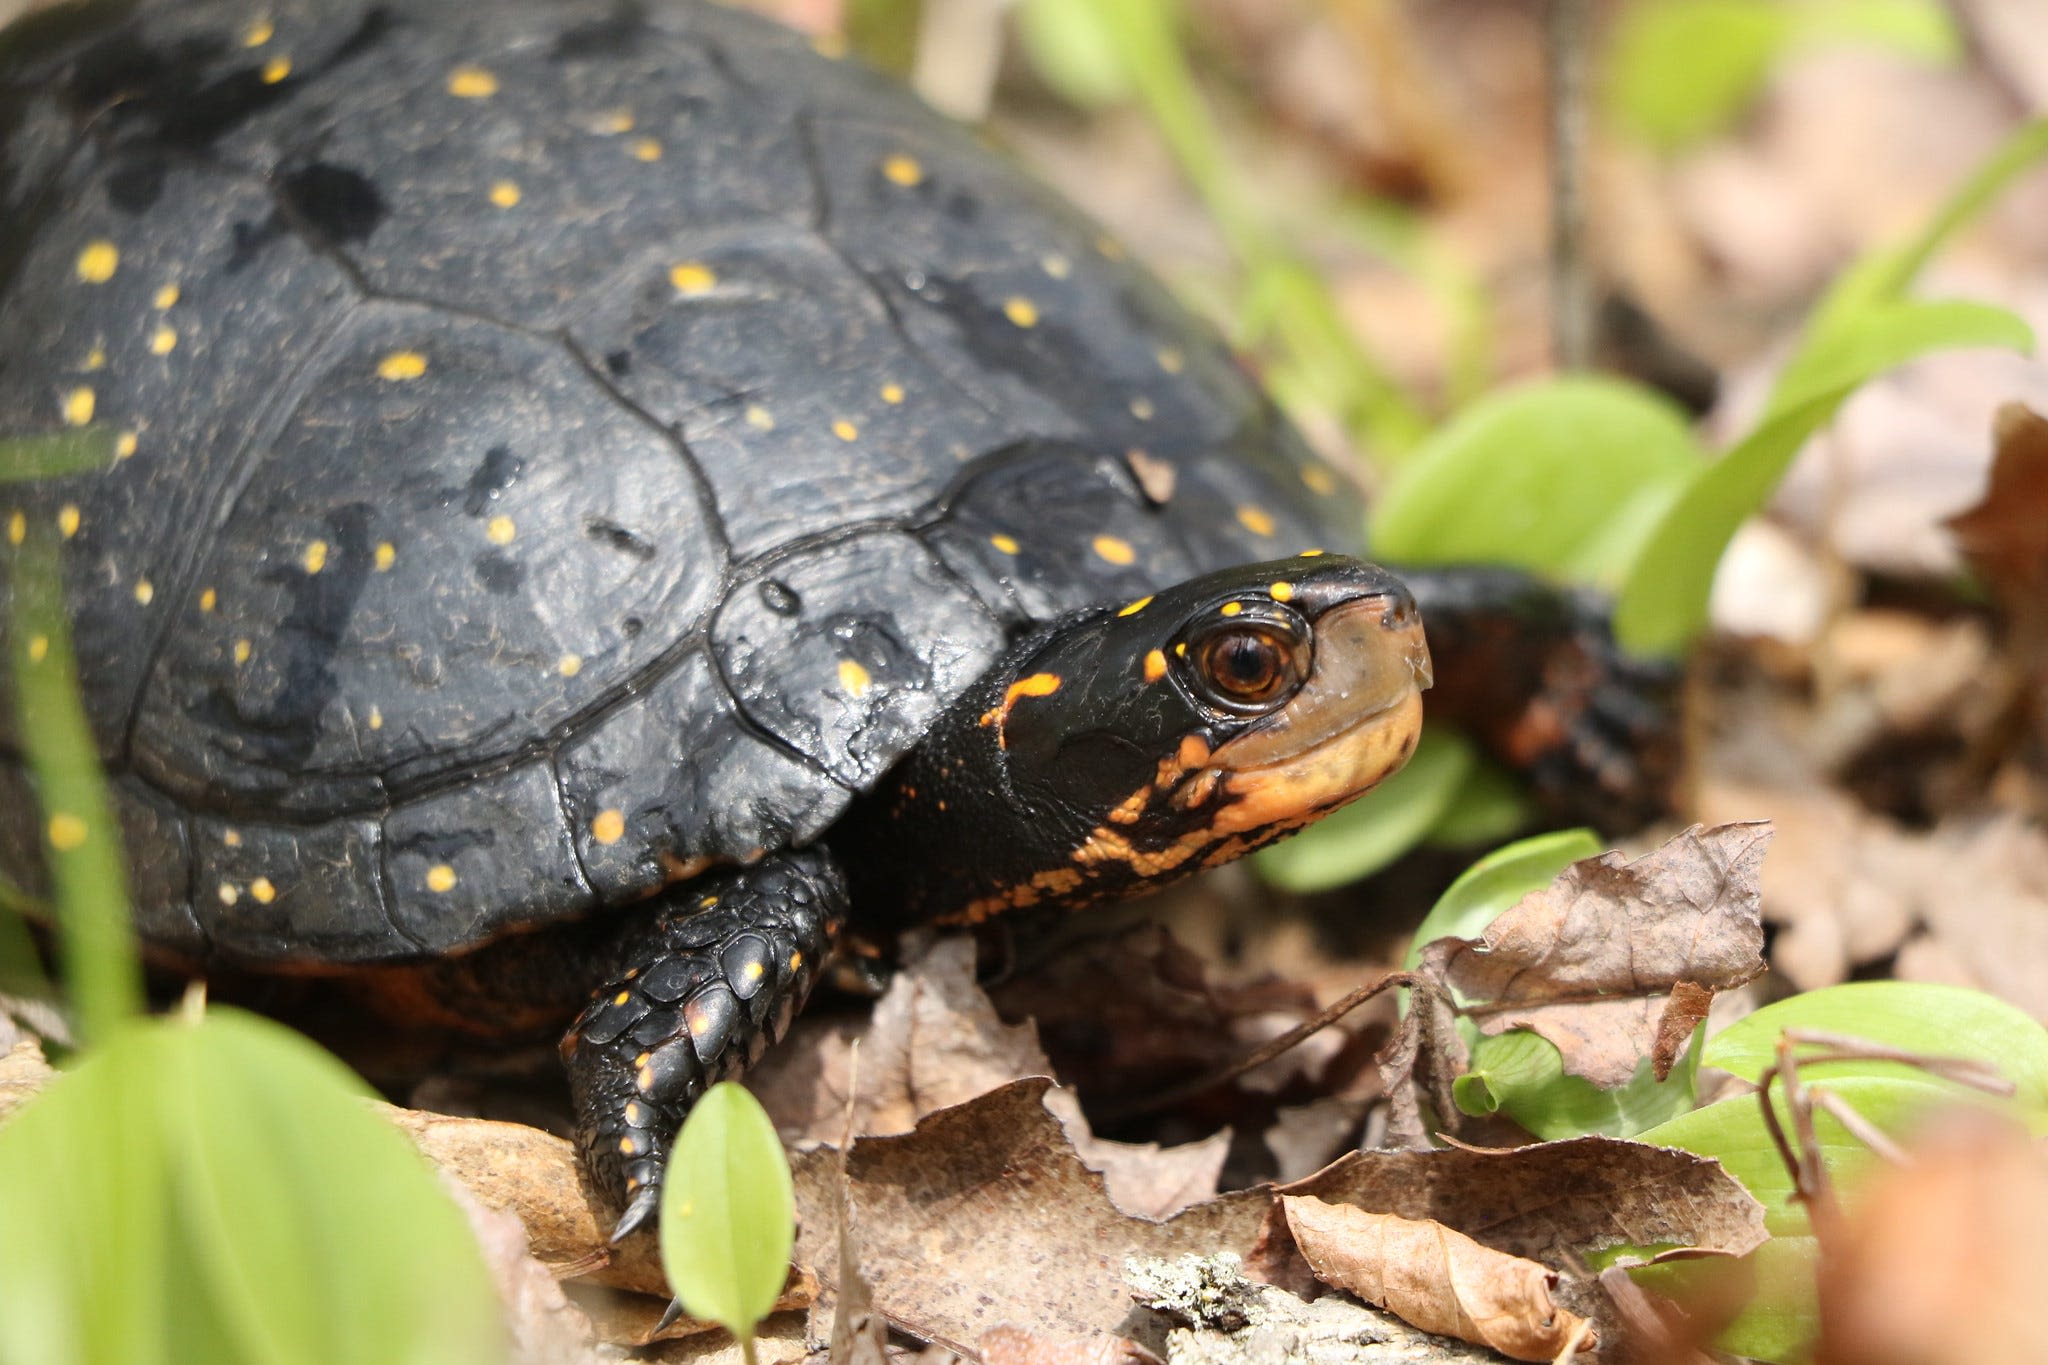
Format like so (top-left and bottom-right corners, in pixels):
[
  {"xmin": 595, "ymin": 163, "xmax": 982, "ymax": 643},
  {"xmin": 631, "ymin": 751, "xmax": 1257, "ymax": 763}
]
[{"xmin": 0, "ymin": 0, "xmax": 1361, "ymax": 966}]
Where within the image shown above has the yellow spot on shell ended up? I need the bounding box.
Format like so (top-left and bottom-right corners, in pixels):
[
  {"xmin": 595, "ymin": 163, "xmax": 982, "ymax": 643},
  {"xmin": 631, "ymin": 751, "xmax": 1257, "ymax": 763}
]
[
  {"xmin": 302, "ymin": 540, "xmax": 327, "ymax": 574},
  {"xmin": 989, "ymin": 533, "xmax": 1019, "ymax": 555},
  {"xmin": 447, "ymin": 66, "xmax": 498, "ymax": 98},
  {"xmin": 1270, "ymin": 581, "xmax": 1294, "ymax": 602},
  {"xmin": 558, "ymin": 653, "xmax": 582, "ymax": 677},
  {"xmin": 243, "ymin": 18, "xmax": 274, "ymax": 46},
  {"xmin": 377, "ymin": 350, "xmax": 427, "ymax": 381},
  {"xmin": 1041, "ymin": 253, "xmax": 1071, "ymax": 279},
  {"xmin": 374, "ymin": 542, "xmax": 396, "ymax": 571},
  {"xmin": 1220, "ymin": 601, "xmax": 1243, "ymax": 616},
  {"xmin": 57, "ymin": 505, "xmax": 79, "ymax": 538},
  {"xmin": 631, "ymin": 137, "xmax": 663, "ymax": 162},
  {"xmin": 486, "ymin": 515, "xmax": 516, "ymax": 545},
  {"xmin": 199, "ymin": 588, "xmax": 217, "ymax": 612},
  {"xmin": 881, "ymin": 153, "xmax": 924, "ymax": 186},
  {"xmin": 368, "ymin": 706, "xmax": 383, "ymax": 730},
  {"xmin": 1143, "ymin": 649, "xmax": 1167, "ymax": 682},
  {"xmin": 1175, "ymin": 641, "xmax": 1187, "ymax": 657},
  {"xmin": 233, "ymin": 639, "xmax": 252, "ymax": 665},
  {"xmin": 1237, "ymin": 505, "xmax": 1276, "ymax": 537},
  {"xmin": 6, "ymin": 511, "xmax": 22, "ymax": 545},
  {"xmin": 1302, "ymin": 465, "xmax": 1338, "ymax": 495},
  {"xmin": 223, "ymin": 829, "xmax": 242, "ymax": 847},
  {"xmin": 669, "ymin": 262, "xmax": 716, "ymax": 295},
  {"xmin": 1003, "ymin": 297, "xmax": 1040, "ymax": 328},
  {"xmin": 831, "ymin": 419, "xmax": 858, "ymax": 442},
  {"xmin": 1128, "ymin": 395, "xmax": 1156, "ymax": 421},
  {"xmin": 154, "ymin": 283, "xmax": 180, "ymax": 309},
  {"xmin": 1157, "ymin": 348, "xmax": 1185, "ymax": 374},
  {"xmin": 880, "ymin": 382, "xmax": 905, "ymax": 404},
  {"xmin": 838, "ymin": 658, "xmax": 872, "ymax": 697},
  {"xmin": 62, "ymin": 387, "xmax": 95, "ymax": 425},
  {"xmin": 488, "ymin": 180, "xmax": 521, "ymax": 208},
  {"xmin": 592, "ymin": 809, "xmax": 626, "ymax": 845},
  {"xmin": 218, "ymin": 883, "xmax": 239, "ymax": 905},
  {"xmin": 613, "ymin": 990, "xmax": 631, "ymax": 1006},
  {"xmin": 1118, "ymin": 595, "xmax": 1153, "ymax": 617},
  {"xmin": 1300, "ymin": 548, "xmax": 1326, "ymax": 557},
  {"xmin": 745, "ymin": 405, "xmax": 775, "ymax": 432},
  {"xmin": 115, "ymin": 432, "xmax": 137, "ymax": 459},
  {"xmin": 426, "ymin": 864, "xmax": 458, "ymax": 893},
  {"xmin": 83, "ymin": 346, "xmax": 105, "ymax": 371},
  {"xmin": 76, "ymin": 241, "xmax": 118, "ymax": 283},
  {"xmin": 261, "ymin": 55, "xmax": 291, "ymax": 84},
  {"xmin": 1096, "ymin": 234, "xmax": 1126, "ymax": 259},
  {"xmin": 149, "ymin": 325, "xmax": 177, "ymax": 355},
  {"xmin": 133, "ymin": 578, "xmax": 154, "ymax": 605},
  {"xmin": 810, "ymin": 31, "xmax": 848, "ymax": 57},
  {"xmin": 47, "ymin": 814, "xmax": 87, "ymax": 851},
  {"xmin": 601, "ymin": 108, "xmax": 635, "ymax": 133},
  {"xmin": 27, "ymin": 636, "xmax": 48, "ymax": 663},
  {"xmin": 250, "ymin": 876, "xmax": 276, "ymax": 904},
  {"xmin": 1091, "ymin": 534, "xmax": 1135, "ymax": 566}
]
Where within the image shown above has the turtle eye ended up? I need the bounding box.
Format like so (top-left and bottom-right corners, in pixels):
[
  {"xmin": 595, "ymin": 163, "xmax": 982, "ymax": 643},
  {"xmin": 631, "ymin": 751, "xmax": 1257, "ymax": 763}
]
[{"xmin": 1193, "ymin": 624, "xmax": 1303, "ymax": 707}]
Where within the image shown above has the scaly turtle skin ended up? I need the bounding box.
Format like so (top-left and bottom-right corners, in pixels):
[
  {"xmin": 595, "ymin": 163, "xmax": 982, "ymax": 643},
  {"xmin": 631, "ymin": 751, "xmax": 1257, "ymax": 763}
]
[{"xmin": 0, "ymin": 0, "xmax": 1671, "ymax": 1233}]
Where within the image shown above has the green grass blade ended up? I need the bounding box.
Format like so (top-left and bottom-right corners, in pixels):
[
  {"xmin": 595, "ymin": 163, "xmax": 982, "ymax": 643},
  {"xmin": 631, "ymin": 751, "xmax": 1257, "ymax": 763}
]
[{"xmin": 660, "ymin": 1082, "xmax": 797, "ymax": 1344}]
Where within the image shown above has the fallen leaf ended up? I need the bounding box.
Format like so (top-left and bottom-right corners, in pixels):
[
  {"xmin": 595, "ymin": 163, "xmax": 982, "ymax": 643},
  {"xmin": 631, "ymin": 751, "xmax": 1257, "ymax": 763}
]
[
  {"xmin": 1283, "ymin": 1195, "xmax": 1593, "ymax": 1361},
  {"xmin": 1420, "ymin": 823, "xmax": 1770, "ymax": 1086},
  {"xmin": 438, "ymin": 1175, "xmax": 603, "ymax": 1365},
  {"xmin": 1948, "ymin": 402, "xmax": 2048, "ymax": 754},
  {"xmin": 979, "ymin": 1325, "xmax": 1159, "ymax": 1365},
  {"xmin": 1263, "ymin": 1097, "xmax": 1371, "ymax": 1184}
]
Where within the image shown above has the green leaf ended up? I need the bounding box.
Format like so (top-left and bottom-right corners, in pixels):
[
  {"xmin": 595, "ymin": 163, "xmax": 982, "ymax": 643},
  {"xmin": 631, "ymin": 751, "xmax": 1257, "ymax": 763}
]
[
  {"xmin": 1456, "ymin": 1026, "xmax": 1700, "ymax": 1139},
  {"xmin": 1254, "ymin": 727, "xmax": 1474, "ymax": 892},
  {"xmin": 1794, "ymin": 0, "xmax": 1960, "ymax": 62},
  {"xmin": 1627, "ymin": 1236, "xmax": 1819, "ymax": 1364},
  {"xmin": 1614, "ymin": 302, "xmax": 2030, "ymax": 656},
  {"xmin": 1703, "ymin": 981, "xmax": 2048, "ymax": 1118},
  {"xmin": 659, "ymin": 1081, "xmax": 796, "ymax": 1344},
  {"xmin": 0, "ymin": 429, "xmax": 118, "ymax": 484},
  {"xmin": 1015, "ymin": 0, "xmax": 1132, "ymax": 109},
  {"xmin": 1402, "ymin": 827, "xmax": 1602, "ymax": 974},
  {"xmin": 0, "ymin": 1010, "xmax": 506, "ymax": 1365},
  {"xmin": 1418, "ymin": 754, "xmax": 1534, "ymax": 851},
  {"xmin": 6, "ymin": 521, "xmax": 141, "ymax": 1043},
  {"xmin": 1370, "ymin": 376, "xmax": 1704, "ymax": 586},
  {"xmin": 1606, "ymin": 0, "xmax": 1792, "ymax": 152}
]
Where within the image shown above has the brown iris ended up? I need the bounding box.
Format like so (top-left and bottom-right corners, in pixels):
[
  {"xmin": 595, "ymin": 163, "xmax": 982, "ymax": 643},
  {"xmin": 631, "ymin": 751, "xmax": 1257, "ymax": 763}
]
[{"xmin": 1196, "ymin": 625, "xmax": 1300, "ymax": 705}]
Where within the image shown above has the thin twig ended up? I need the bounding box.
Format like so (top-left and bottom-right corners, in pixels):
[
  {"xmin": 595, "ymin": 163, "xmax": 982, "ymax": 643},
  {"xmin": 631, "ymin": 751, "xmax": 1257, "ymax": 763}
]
[
  {"xmin": 1809, "ymin": 1089, "xmax": 1911, "ymax": 1166},
  {"xmin": 1546, "ymin": 0, "xmax": 1594, "ymax": 370}
]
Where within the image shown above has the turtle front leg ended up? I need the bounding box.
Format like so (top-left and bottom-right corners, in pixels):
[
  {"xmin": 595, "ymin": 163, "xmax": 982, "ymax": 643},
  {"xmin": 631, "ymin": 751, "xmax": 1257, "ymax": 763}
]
[{"xmin": 562, "ymin": 847, "xmax": 845, "ymax": 1240}]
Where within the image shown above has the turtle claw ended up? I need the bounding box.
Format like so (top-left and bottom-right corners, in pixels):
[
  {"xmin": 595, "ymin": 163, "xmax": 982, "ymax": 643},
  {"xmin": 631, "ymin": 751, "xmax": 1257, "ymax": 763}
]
[
  {"xmin": 610, "ymin": 1185, "xmax": 661, "ymax": 1243},
  {"xmin": 651, "ymin": 1298, "xmax": 687, "ymax": 1336}
]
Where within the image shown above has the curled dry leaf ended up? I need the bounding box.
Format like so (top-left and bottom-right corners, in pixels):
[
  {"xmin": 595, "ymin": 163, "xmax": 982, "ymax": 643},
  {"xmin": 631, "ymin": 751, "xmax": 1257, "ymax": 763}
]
[
  {"xmin": 1282, "ymin": 1195, "xmax": 1592, "ymax": 1362},
  {"xmin": 1946, "ymin": 402, "xmax": 2048, "ymax": 753},
  {"xmin": 1420, "ymin": 822, "xmax": 1771, "ymax": 1087}
]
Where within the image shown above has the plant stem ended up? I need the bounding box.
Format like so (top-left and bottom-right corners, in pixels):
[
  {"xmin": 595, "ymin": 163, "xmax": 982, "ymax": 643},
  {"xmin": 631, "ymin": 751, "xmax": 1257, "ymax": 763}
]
[{"xmin": 1546, "ymin": 0, "xmax": 1594, "ymax": 371}]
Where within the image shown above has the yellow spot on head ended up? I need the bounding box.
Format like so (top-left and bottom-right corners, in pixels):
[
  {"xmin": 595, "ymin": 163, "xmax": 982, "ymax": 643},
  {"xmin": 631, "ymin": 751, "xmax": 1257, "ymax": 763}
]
[
  {"xmin": 374, "ymin": 541, "xmax": 396, "ymax": 571},
  {"xmin": 745, "ymin": 405, "xmax": 775, "ymax": 431},
  {"xmin": 1156, "ymin": 348, "xmax": 1185, "ymax": 374},
  {"xmin": 1003, "ymin": 673, "xmax": 1063, "ymax": 709},
  {"xmin": 1302, "ymin": 465, "xmax": 1338, "ymax": 495},
  {"xmin": 133, "ymin": 578, "xmax": 154, "ymax": 605},
  {"xmin": 558, "ymin": 653, "xmax": 582, "ymax": 678},
  {"xmin": 199, "ymin": 587, "xmax": 217, "ymax": 612},
  {"xmin": 880, "ymin": 382, "xmax": 905, "ymax": 405},
  {"xmin": 632, "ymin": 137, "xmax": 663, "ymax": 162},
  {"xmin": 1237, "ymin": 504, "xmax": 1276, "ymax": 537},
  {"xmin": 250, "ymin": 877, "xmax": 276, "ymax": 904},
  {"xmin": 881, "ymin": 153, "xmax": 924, "ymax": 187},
  {"xmin": 6, "ymin": 512, "xmax": 21, "ymax": 545},
  {"xmin": 831, "ymin": 419, "xmax": 858, "ymax": 442},
  {"xmin": 27, "ymin": 636, "xmax": 48, "ymax": 664},
  {"xmin": 592, "ymin": 809, "xmax": 626, "ymax": 845},
  {"xmin": 989, "ymin": 533, "xmax": 1019, "ymax": 555},
  {"xmin": 1220, "ymin": 601, "xmax": 1243, "ymax": 616},
  {"xmin": 154, "ymin": 283, "xmax": 180, "ymax": 309},
  {"xmin": 243, "ymin": 18, "xmax": 274, "ymax": 46},
  {"xmin": 1003, "ymin": 296, "xmax": 1040, "ymax": 328},
  {"xmin": 426, "ymin": 864, "xmax": 458, "ymax": 893},
  {"xmin": 368, "ymin": 706, "xmax": 383, "ymax": 730},
  {"xmin": 1092, "ymin": 534, "xmax": 1135, "ymax": 566},
  {"xmin": 1118, "ymin": 595, "xmax": 1153, "ymax": 617},
  {"xmin": 233, "ymin": 639, "xmax": 252, "ymax": 665},
  {"xmin": 1270, "ymin": 581, "xmax": 1294, "ymax": 602},
  {"xmin": 669, "ymin": 262, "xmax": 715, "ymax": 295},
  {"xmin": 1129, "ymin": 395, "xmax": 1156, "ymax": 421},
  {"xmin": 1041, "ymin": 253, "xmax": 1071, "ymax": 279},
  {"xmin": 1175, "ymin": 641, "xmax": 1187, "ymax": 657},
  {"xmin": 57, "ymin": 505, "xmax": 79, "ymax": 538},
  {"xmin": 218, "ymin": 883, "xmax": 240, "ymax": 905},
  {"xmin": 261, "ymin": 55, "xmax": 291, "ymax": 84},
  {"xmin": 789, "ymin": 950, "xmax": 804, "ymax": 970},
  {"xmin": 47, "ymin": 813, "xmax": 87, "ymax": 851},
  {"xmin": 486, "ymin": 515, "xmax": 516, "ymax": 545},
  {"xmin": 838, "ymin": 658, "xmax": 872, "ymax": 698},
  {"xmin": 63, "ymin": 387, "xmax": 95, "ymax": 426},
  {"xmin": 149, "ymin": 325, "xmax": 177, "ymax": 355},
  {"xmin": 1143, "ymin": 648, "xmax": 1167, "ymax": 682},
  {"xmin": 76, "ymin": 241, "xmax": 118, "ymax": 283},
  {"xmin": 447, "ymin": 66, "xmax": 498, "ymax": 98},
  {"xmin": 302, "ymin": 539, "xmax": 328, "ymax": 574},
  {"xmin": 488, "ymin": 180, "xmax": 521, "ymax": 208},
  {"xmin": 377, "ymin": 350, "xmax": 427, "ymax": 381},
  {"xmin": 1300, "ymin": 548, "xmax": 1326, "ymax": 557},
  {"xmin": 115, "ymin": 431, "xmax": 137, "ymax": 459}
]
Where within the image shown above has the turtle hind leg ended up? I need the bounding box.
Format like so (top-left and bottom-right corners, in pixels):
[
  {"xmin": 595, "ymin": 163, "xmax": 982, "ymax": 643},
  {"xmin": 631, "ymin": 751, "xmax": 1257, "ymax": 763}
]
[
  {"xmin": 1398, "ymin": 565, "xmax": 1681, "ymax": 833},
  {"xmin": 561, "ymin": 847, "xmax": 844, "ymax": 1239}
]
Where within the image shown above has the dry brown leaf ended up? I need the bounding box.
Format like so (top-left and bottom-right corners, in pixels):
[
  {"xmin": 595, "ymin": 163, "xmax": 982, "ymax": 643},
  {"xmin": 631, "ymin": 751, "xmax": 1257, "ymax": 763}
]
[
  {"xmin": 979, "ymin": 1325, "xmax": 1160, "ymax": 1365},
  {"xmin": 1283, "ymin": 1196, "xmax": 1592, "ymax": 1361},
  {"xmin": 1817, "ymin": 1114, "xmax": 2048, "ymax": 1365},
  {"xmin": 438, "ymin": 1175, "xmax": 603, "ymax": 1365},
  {"xmin": 1420, "ymin": 823, "xmax": 1770, "ymax": 1087},
  {"xmin": 1949, "ymin": 402, "xmax": 2048, "ymax": 755}
]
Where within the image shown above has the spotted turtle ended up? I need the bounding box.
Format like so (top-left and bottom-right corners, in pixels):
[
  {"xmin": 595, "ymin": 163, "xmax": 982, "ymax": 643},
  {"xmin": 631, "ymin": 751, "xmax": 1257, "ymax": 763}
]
[{"xmin": 0, "ymin": 0, "xmax": 1671, "ymax": 1233}]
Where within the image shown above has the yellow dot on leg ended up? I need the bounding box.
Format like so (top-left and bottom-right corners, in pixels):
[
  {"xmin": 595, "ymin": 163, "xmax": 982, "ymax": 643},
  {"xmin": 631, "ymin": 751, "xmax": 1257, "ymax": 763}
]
[
  {"xmin": 260, "ymin": 55, "xmax": 291, "ymax": 84},
  {"xmin": 115, "ymin": 431, "xmax": 138, "ymax": 459},
  {"xmin": 426, "ymin": 864, "xmax": 457, "ymax": 893},
  {"xmin": 250, "ymin": 877, "xmax": 276, "ymax": 904},
  {"xmin": 149, "ymin": 325, "xmax": 177, "ymax": 355},
  {"xmin": 199, "ymin": 587, "xmax": 217, "ymax": 612},
  {"xmin": 591, "ymin": 809, "xmax": 626, "ymax": 845},
  {"xmin": 988, "ymin": 533, "xmax": 1019, "ymax": 555},
  {"xmin": 154, "ymin": 283, "xmax": 180, "ymax": 309},
  {"xmin": 243, "ymin": 18, "xmax": 273, "ymax": 46},
  {"xmin": 881, "ymin": 153, "xmax": 924, "ymax": 186},
  {"xmin": 632, "ymin": 137, "xmax": 663, "ymax": 162},
  {"xmin": 133, "ymin": 578, "xmax": 154, "ymax": 605},
  {"xmin": 76, "ymin": 241, "xmax": 118, "ymax": 283},
  {"xmin": 447, "ymin": 65, "xmax": 498, "ymax": 98},
  {"xmin": 47, "ymin": 813, "xmax": 88, "ymax": 850},
  {"xmin": 486, "ymin": 516, "xmax": 515, "ymax": 545},
  {"xmin": 6, "ymin": 511, "xmax": 23, "ymax": 545},
  {"xmin": 62, "ymin": 387, "xmax": 95, "ymax": 425},
  {"xmin": 233, "ymin": 640, "xmax": 252, "ymax": 665},
  {"xmin": 488, "ymin": 180, "xmax": 521, "ymax": 208},
  {"xmin": 831, "ymin": 419, "xmax": 858, "ymax": 442},
  {"xmin": 56, "ymin": 505, "xmax": 79, "ymax": 538},
  {"xmin": 374, "ymin": 542, "xmax": 396, "ymax": 571},
  {"xmin": 377, "ymin": 350, "xmax": 427, "ymax": 381},
  {"xmin": 302, "ymin": 540, "xmax": 328, "ymax": 574},
  {"xmin": 1003, "ymin": 296, "xmax": 1040, "ymax": 328},
  {"xmin": 838, "ymin": 659, "xmax": 871, "ymax": 697},
  {"xmin": 880, "ymin": 382, "xmax": 905, "ymax": 405},
  {"xmin": 557, "ymin": 653, "xmax": 582, "ymax": 677},
  {"xmin": 669, "ymin": 262, "xmax": 715, "ymax": 295}
]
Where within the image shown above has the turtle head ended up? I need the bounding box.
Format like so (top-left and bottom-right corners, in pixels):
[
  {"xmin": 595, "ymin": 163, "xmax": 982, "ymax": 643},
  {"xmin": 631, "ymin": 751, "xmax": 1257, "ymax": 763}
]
[{"xmin": 842, "ymin": 554, "xmax": 1432, "ymax": 924}]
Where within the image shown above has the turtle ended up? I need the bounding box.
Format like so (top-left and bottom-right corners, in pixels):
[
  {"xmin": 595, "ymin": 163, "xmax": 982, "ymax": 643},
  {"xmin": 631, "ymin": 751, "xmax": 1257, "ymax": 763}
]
[{"xmin": 0, "ymin": 0, "xmax": 1672, "ymax": 1235}]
